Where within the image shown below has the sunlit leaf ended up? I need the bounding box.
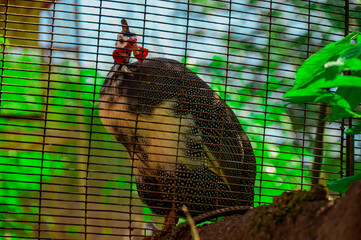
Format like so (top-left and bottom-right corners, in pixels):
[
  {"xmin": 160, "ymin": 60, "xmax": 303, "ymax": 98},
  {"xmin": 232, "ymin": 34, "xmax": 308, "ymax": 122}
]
[
  {"xmin": 0, "ymin": 33, "xmax": 10, "ymax": 51},
  {"xmin": 343, "ymin": 58, "xmax": 361, "ymax": 71},
  {"xmin": 292, "ymin": 31, "xmax": 360, "ymax": 89},
  {"xmin": 294, "ymin": 45, "xmax": 349, "ymax": 87}
]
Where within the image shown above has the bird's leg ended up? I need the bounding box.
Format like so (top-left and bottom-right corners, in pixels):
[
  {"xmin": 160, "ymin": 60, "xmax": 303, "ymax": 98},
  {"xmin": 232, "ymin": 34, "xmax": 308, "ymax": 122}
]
[
  {"xmin": 162, "ymin": 208, "xmax": 179, "ymax": 232},
  {"xmin": 142, "ymin": 208, "xmax": 179, "ymax": 240}
]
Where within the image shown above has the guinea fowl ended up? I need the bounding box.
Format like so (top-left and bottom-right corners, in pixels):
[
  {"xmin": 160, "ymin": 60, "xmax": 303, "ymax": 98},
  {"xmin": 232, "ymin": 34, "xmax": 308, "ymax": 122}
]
[{"xmin": 98, "ymin": 19, "xmax": 256, "ymax": 239}]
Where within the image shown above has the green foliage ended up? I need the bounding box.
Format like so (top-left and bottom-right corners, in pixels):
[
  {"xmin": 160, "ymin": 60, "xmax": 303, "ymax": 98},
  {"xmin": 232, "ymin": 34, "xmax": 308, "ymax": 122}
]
[
  {"xmin": 190, "ymin": 0, "xmax": 227, "ymax": 13},
  {"xmin": 327, "ymin": 173, "xmax": 361, "ymax": 193},
  {"xmin": 0, "ymin": 33, "xmax": 10, "ymax": 51},
  {"xmin": 284, "ymin": 31, "xmax": 361, "ymax": 134},
  {"xmin": 0, "ymin": 49, "xmax": 44, "ymax": 115},
  {"xmin": 0, "ymin": 38, "xmax": 109, "ymax": 237}
]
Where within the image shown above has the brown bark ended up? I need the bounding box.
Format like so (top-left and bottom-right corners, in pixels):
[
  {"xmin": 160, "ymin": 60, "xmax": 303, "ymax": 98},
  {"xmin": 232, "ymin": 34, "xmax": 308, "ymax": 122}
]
[{"xmin": 164, "ymin": 182, "xmax": 361, "ymax": 240}]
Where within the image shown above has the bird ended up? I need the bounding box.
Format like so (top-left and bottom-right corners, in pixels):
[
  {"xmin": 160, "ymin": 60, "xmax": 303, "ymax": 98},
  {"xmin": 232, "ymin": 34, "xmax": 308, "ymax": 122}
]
[{"xmin": 98, "ymin": 19, "xmax": 256, "ymax": 239}]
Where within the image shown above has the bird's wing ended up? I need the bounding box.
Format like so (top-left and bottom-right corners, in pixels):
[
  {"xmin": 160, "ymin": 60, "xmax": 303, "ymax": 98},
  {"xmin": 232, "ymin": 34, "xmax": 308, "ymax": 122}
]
[{"xmin": 128, "ymin": 58, "xmax": 256, "ymax": 190}]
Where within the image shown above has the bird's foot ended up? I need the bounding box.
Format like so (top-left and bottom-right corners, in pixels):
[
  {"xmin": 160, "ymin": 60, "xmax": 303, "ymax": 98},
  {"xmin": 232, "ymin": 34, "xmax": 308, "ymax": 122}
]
[
  {"xmin": 142, "ymin": 230, "xmax": 167, "ymax": 240},
  {"xmin": 142, "ymin": 220, "xmax": 177, "ymax": 240}
]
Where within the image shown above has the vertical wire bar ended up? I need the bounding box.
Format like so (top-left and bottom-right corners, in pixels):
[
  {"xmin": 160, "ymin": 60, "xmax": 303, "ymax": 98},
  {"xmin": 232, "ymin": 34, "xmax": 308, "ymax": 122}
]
[
  {"xmin": 344, "ymin": 0, "xmax": 354, "ymax": 177},
  {"xmin": 38, "ymin": 2, "xmax": 56, "ymax": 238},
  {"xmin": 84, "ymin": 1, "xmax": 103, "ymax": 239},
  {"xmin": 134, "ymin": 3, "xmax": 148, "ymax": 237},
  {"xmin": 173, "ymin": 0, "xmax": 190, "ymax": 224},
  {"xmin": 129, "ymin": 98, "xmax": 138, "ymax": 237},
  {"xmin": 310, "ymin": 1, "xmax": 332, "ymax": 185},
  {"xmin": 141, "ymin": 3, "xmax": 150, "ymax": 236},
  {"xmin": 0, "ymin": 2, "xmax": 9, "ymax": 236},
  {"xmin": 128, "ymin": 17, "xmax": 145, "ymax": 239},
  {"xmin": 340, "ymin": 119, "xmax": 345, "ymax": 180},
  {"xmin": 300, "ymin": 0, "xmax": 312, "ymax": 190},
  {"xmin": 300, "ymin": 108, "xmax": 307, "ymax": 189},
  {"xmin": 216, "ymin": 0, "xmax": 233, "ymax": 206},
  {"xmin": 345, "ymin": 0, "xmax": 350, "ymax": 36},
  {"xmin": 339, "ymin": 0, "xmax": 348, "ymax": 191},
  {"xmin": 0, "ymin": 0, "xmax": 9, "ymax": 109},
  {"xmin": 74, "ymin": 0, "xmax": 80, "ymax": 61},
  {"xmin": 311, "ymin": 104, "xmax": 326, "ymax": 185},
  {"xmin": 259, "ymin": 0, "xmax": 272, "ymax": 205},
  {"xmin": 346, "ymin": 117, "xmax": 355, "ymax": 176}
]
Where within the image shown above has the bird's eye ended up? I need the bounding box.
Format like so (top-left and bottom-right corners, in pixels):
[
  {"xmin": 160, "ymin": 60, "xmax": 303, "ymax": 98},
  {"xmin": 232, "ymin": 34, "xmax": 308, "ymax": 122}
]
[
  {"xmin": 117, "ymin": 33, "xmax": 125, "ymax": 42},
  {"xmin": 123, "ymin": 33, "xmax": 136, "ymax": 39}
]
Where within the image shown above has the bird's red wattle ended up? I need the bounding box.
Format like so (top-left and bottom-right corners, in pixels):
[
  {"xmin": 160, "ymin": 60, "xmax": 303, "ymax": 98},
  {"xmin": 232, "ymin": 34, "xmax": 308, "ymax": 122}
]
[
  {"xmin": 112, "ymin": 49, "xmax": 126, "ymax": 64},
  {"xmin": 134, "ymin": 46, "xmax": 149, "ymax": 62}
]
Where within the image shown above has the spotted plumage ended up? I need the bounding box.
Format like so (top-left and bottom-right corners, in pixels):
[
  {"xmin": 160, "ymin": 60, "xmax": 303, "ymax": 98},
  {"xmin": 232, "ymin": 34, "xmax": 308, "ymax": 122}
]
[
  {"xmin": 99, "ymin": 19, "xmax": 255, "ymax": 239},
  {"xmin": 99, "ymin": 58, "xmax": 256, "ymax": 218}
]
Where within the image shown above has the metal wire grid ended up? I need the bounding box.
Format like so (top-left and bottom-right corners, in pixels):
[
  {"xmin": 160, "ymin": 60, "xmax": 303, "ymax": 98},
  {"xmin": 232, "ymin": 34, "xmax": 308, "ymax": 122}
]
[{"xmin": 0, "ymin": 0, "xmax": 359, "ymax": 239}]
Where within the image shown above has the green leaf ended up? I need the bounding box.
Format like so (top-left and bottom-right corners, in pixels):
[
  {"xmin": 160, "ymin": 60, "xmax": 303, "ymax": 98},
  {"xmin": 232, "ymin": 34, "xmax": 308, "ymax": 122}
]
[
  {"xmin": 329, "ymin": 86, "xmax": 361, "ymax": 122},
  {"xmin": 309, "ymin": 75, "xmax": 361, "ymax": 89},
  {"xmin": 324, "ymin": 31, "xmax": 360, "ymax": 50},
  {"xmin": 327, "ymin": 173, "xmax": 361, "ymax": 193},
  {"xmin": 341, "ymin": 43, "xmax": 361, "ymax": 59},
  {"xmin": 345, "ymin": 123, "xmax": 361, "ymax": 135},
  {"xmin": 294, "ymin": 44, "xmax": 351, "ymax": 89},
  {"xmin": 292, "ymin": 31, "xmax": 360, "ymax": 90},
  {"xmin": 336, "ymin": 31, "xmax": 360, "ymax": 45},
  {"xmin": 320, "ymin": 64, "xmax": 342, "ymax": 81},
  {"xmin": 343, "ymin": 58, "xmax": 361, "ymax": 71},
  {"xmin": 0, "ymin": 33, "xmax": 10, "ymax": 49},
  {"xmin": 357, "ymin": 34, "xmax": 361, "ymax": 45},
  {"xmin": 336, "ymin": 86, "xmax": 361, "ymax": 110},
  {"xmin": 314, "ymin": 92, "xmax": 351, "ymax": 111},
  {"xmin": 284, "ymin": 88, "xmax": 326, "ymax": 103}
]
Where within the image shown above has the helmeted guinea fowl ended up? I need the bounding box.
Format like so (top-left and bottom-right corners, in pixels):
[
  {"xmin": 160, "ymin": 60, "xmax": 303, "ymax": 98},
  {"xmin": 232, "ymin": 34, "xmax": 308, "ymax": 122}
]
[{"xmin": 98, "ymin": 19, "xmax": 256, "ymax": 239}]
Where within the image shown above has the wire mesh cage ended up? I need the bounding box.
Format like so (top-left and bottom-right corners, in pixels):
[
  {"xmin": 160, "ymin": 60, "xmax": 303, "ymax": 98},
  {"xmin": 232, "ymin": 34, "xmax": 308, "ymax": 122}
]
[{"xmin": 0, "ymin": 0, "xmax": 360, "ymax": 239}]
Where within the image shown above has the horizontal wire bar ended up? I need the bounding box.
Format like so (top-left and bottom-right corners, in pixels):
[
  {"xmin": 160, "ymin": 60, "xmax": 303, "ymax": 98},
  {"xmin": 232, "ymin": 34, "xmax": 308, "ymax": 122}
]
[{"xmin": 0, "ymin": 2, "xmax": 351, "ymax": 237}]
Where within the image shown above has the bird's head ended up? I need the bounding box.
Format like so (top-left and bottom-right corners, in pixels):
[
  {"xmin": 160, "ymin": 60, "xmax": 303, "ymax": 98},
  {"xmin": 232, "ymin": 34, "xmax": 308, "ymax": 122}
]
[{"xmin": 113, "ymin": 19, "xmax": 148, "ymax": 64}]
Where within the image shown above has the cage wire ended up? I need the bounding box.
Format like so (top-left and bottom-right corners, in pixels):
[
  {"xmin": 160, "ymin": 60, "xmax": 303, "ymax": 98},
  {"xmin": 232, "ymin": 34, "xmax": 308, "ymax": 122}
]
[{"xmin": 0, "ymin": 0, "xmax": 360, "ymax": 239}]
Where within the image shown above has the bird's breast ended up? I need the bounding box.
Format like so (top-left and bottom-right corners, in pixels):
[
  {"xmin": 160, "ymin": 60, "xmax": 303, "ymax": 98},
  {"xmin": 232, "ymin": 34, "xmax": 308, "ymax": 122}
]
[{"xmin": 99, "ymin": 96, "xmax": 198, "ymax": 176}]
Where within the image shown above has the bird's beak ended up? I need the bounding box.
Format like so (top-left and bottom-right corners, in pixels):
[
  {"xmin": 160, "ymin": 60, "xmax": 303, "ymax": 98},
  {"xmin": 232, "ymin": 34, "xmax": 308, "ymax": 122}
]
[
  {"xmin": 128, "ymin": 36, "xmax": 137, "ymax": 43},
  {"xmin": 113, "ymin": 36, "xmax": 138, "ymax": 64}
]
